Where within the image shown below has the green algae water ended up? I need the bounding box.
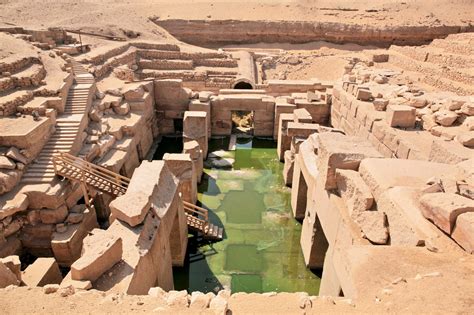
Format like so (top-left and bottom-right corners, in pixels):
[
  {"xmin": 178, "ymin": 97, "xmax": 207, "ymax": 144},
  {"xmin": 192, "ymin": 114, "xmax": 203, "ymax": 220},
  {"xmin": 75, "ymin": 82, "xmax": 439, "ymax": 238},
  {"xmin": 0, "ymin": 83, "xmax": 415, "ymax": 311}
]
[{"xmin": 171, "ymin": 137, "xmax": 321, "ymax": 295}]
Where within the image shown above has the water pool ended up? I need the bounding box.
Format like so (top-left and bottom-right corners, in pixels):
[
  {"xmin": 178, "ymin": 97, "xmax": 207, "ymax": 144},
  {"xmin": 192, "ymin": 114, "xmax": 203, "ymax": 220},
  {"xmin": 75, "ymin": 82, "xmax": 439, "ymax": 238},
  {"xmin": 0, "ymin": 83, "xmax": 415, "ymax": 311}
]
[{"xmin": 167, "ymin": 136, "xmax": 321, "ymax": 294}]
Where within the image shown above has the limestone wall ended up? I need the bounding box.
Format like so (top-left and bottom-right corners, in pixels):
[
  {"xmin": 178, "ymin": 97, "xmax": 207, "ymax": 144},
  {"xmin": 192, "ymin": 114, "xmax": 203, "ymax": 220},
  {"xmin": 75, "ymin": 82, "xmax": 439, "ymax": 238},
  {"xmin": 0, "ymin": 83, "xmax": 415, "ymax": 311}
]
[
  {"xmin": 152, "ymin": 19, "xmax": 474, "ymax": 47},
  {"xmin": 289, "ymin": 132, "xmax": 473, "ymax": 299},
  {"xmin": 330, "ymin": 62, "xmax": 473, "ymax": 163}
]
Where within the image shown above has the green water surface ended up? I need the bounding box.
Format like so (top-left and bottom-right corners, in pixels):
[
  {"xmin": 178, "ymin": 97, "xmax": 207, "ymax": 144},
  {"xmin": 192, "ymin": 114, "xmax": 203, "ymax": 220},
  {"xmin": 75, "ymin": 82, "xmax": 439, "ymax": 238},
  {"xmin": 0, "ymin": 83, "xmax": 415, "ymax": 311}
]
[{"xmin": 168, "ymin": 137, "xmax": 321, "ymax": 295}]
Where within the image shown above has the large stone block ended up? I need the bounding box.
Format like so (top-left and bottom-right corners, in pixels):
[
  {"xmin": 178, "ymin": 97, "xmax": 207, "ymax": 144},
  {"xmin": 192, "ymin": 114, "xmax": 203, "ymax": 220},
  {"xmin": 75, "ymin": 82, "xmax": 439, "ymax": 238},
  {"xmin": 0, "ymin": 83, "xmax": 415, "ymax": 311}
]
[
  {"xmin": 420, "ymin": 193, "xmax": 474, "ymax": 235},
  {"xmin": 359, "ymin": 158, "xmax": 457, "ymax": 199},
  {"xmin": 317, "ymin": 133, "xmax": 382, "ymax": 190},
  {"xmin": 154, "ymin": 79, "xmax": 190, "ymax": 110},
  {"xmin": 110, "ymin": 161, "xmax": 179, "ymax": 227},
  {"xmin": 71, "ymin": 229, "xmax": 123, "ymax": 282},
  {"xmin": 429, "ymin": 139, "xmax": 473, "ymax": 164},
  {"xmin": 22, "ymin": 257, "xmax": 62, "ymax": 287},
  {"xmin": 386, "ymin": 105, "xmax": 416, "ymax": 128}
]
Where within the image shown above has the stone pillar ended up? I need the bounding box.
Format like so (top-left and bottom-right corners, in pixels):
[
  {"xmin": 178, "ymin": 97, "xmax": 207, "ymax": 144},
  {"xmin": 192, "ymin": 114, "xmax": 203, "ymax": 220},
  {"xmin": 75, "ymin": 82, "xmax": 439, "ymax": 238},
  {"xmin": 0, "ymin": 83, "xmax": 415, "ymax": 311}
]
[
  {"xmin": 319, "ymin": 246, "xmax": 343, "ymax": 297},
  {"xmin": 300, "ymin": 209, "xmax": 328, "ymax": 269},
  {"xmin": 189, "ymin": 99, "xmax": 211, "ymax": 137},
  {"xmin": 183, "ymin": 111, "xmax": 208, "ymax": 158},
  {"xmin": 282, "ymin": 150, "xmax": 295, "ymax": 186},
  {"xmin": 291, "ymin": 156, "xmax": 307, "ymax": 220},
  {"xmin": 277, "ymin": 113, "xmax": 294, "ymax": 161},
  {"xmin": 183, "ymin": 140, "xmax": 203, "ymax": 184},
  {"xmin": 163, "ymin": 153, "xmax": 197, "ymax": 204},
  {"xmin": 169, "ymin": 190, "xmax": 189, "ymax": 267}
]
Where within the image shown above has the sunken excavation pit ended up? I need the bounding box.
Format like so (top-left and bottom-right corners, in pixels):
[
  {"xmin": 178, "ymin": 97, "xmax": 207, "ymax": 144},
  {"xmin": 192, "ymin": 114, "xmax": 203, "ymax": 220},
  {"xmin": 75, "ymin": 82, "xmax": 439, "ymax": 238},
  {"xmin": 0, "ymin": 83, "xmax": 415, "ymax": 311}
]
[{"xmin": 0, "ymin": 17, "xmax": 474, "ymax": 314}]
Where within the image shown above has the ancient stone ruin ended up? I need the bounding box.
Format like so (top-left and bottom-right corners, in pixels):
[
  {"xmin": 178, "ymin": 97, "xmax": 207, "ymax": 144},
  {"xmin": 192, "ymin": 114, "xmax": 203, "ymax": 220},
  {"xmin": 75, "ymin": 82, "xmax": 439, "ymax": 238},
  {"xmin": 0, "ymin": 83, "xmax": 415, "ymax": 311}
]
[{"xmin": 0, "ymin": 1, "xmax": 473, "ymax": 313}]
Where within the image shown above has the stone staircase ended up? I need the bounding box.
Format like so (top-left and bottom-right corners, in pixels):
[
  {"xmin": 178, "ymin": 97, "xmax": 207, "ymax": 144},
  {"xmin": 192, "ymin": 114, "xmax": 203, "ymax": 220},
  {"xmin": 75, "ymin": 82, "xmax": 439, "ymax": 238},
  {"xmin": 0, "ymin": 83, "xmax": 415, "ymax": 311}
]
[{"xmin": 21, "ymin": 61, "xmax": 94, "ymax": 183}]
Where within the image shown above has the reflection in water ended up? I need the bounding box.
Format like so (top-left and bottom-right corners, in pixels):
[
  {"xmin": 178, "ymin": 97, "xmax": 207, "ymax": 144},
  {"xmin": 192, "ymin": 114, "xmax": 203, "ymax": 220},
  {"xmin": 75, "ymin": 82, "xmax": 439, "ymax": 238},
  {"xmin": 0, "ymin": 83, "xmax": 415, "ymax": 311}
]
[{"xmin": 172, "ymin": 137, "xmax": 321, "ymax": 294}]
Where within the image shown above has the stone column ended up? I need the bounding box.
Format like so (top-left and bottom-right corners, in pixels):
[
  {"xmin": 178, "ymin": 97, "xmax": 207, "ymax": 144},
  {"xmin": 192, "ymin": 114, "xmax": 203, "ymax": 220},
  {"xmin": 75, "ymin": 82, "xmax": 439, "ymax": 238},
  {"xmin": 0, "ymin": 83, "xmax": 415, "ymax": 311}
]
[
  {"xmin": 291, "ymin": 156, "xmax": 307, "ymax": 220},
  {"xmin": 183, "ymin": 111, "xmax": 208, "ymax": 158},
  {"xmin": 183, "ymin": 140, "xmax": 203, "ymax": 184},
  {"xmin": 163, "ymin": 153, "xmax": 197, "ymax": 204}
]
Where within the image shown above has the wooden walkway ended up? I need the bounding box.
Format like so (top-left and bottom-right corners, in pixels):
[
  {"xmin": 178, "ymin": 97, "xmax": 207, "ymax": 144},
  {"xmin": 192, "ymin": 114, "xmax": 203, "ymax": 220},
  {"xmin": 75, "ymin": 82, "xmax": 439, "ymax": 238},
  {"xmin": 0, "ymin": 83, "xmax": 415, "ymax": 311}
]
[{"xmin": 53, "ymin": 153, "xmax": 223, "ymax": 240}]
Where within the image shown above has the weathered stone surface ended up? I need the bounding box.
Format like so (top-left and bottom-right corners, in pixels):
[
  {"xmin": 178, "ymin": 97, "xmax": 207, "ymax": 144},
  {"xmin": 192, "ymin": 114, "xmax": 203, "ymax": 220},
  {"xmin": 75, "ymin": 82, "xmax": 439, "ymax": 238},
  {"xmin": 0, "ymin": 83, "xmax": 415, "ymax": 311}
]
[
  {"xmin": 209, "ymin": 295, "xmax": 228, "ymax": 315},
  {"xmin": 455, "ymin": 131, "xmax": 474, "ymax": 148},
  {"xmin": 317, "ymin": 133, "xmax": 382, "ymax": 190},
  {"xmin": 0, "ymin": 261, "xmax": 19, "ymax": 288},
  {"xmin": 110, "ymin": 161, "xmax": 178, "ymax": 227},
  {"xmin": 451, "ymin": 212, "xmax": 474, "ymax": 254},
  {"xmin": 0, "ymin": 192, "xmax": 28, "ymax": 220},
  {"xmin": 0, "ymin": 156, "xmax": 16, "ymax": 170},
  {"xmin": 359, "ymin": 158, "xmax": 457, "ymax": 199},
  {"xmin": 353, "ymin": 211, "xmax": 389, "ymax": 244},
  {"xmin": 39, "ymin": 204, "xmax": 68, "ymax": 224},
  {"xmin": 376, "ymin": 188, "xmax": 425, "ymax": 246},
  {"xmin": 6, "ymin": 147, "xmax": 27, "ymax": 164},
  {"xmin": 166, "ymin": 290, "xmax": 189, "ymax": 307},
  {"xmin": 71, "ymin": 229, "xmax": 122, "ymax": 282},
  {"xmin": 22, "ymin": 257, "xmax": 63, "ymax": 287},
  {"xmin": 283, "ymin": 150, "xmax": 295, "ymax": 186},
  {"xmin": 429, "ymin": 139, "xmax": 473, "ymax": 164},
  {"xmin": 113, "ymin": 102, "xmax": 130, "ymax": 115},
  {"xmin": 190, "ymin": 291, "xmax": 213, "ymax": 309},
  {"xmin": 335, "ymin": 169, "xmax": 374, "ymax": 215},
  {"xmin": 434, "ymin": 110, "xmax": 458, "ymax": 127},
  {"xmin": 293, "ymin": 108, "xmax": 312, "ymax": 123},
  {"xmin": 163, "ymin": 153, "xmax": 197, "ymax": 204},
  {"xmin": 0, "ymin": 255, "xmax": 21, "ymax": 281},
  {"xmin": 420, "ymin": 193, "xmax": 474, "ymax": 234},
  {"xmin": 123, "ymin": 85, "xmax": 145, "ymax": 101}
]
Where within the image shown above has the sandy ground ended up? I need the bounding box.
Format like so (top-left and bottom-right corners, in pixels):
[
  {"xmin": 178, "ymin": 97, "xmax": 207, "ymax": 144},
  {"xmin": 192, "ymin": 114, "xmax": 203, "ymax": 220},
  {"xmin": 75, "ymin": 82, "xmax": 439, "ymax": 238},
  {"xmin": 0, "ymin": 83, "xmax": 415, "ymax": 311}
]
[{"xmin": 0, "ymin": 0, "xmax": 473, "ymax": 41}]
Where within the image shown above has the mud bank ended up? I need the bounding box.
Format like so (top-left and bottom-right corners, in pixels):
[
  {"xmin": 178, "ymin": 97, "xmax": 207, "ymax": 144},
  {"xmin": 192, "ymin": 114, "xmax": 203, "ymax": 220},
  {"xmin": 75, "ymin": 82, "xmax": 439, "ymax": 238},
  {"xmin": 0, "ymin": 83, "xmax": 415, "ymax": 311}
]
[{"xmin": 152, "ymin": 19, "xmax": 474, "ymax": 47}]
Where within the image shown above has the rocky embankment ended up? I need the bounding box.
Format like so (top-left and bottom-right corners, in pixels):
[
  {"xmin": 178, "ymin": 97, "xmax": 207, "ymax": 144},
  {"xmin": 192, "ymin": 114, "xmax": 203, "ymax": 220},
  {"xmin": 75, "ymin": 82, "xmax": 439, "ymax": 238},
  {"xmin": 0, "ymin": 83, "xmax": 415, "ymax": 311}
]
[{"xmin": 152, "ymin": 19, "xmax": 474, "ymax": 47}]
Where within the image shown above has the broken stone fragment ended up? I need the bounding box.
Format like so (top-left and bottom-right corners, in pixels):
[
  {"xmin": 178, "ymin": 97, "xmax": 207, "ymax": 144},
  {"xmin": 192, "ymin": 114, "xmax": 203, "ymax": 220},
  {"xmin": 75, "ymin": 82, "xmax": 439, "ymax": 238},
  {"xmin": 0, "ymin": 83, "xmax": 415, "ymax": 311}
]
[
  {"xmin": 0, "ymin": 261, "xmax": 20, "ymax": 288},
  {"xmin": 113, "ymin": 102, "xmax": 130, "ymax": 115},
  {"xmin": 455, "ymin": 131, "xmax": 474, "ymax": 148},
  {"xmin": 6, "ymin": 147, "xmax": 27, "ymax": 164},
  {"xmin": 353, "ymin": 211, "xmax": 389, "ymax": 245},
  {"xmin": 434, "ymin": 110, "xmax": 458, "ymax": 127},
  {"xmin": 335, "ymin": 169, "xmax": 374, "ymax": 215},
  {"xmin": 451, "ymin": 212, "xmax": 474, "ymax": 254},
  {"xmin": 420, "ymin": 192, "xmax": 474, "ymax": 234},
  {"xmin": 43, "ymin": 284, "xmax": 59, "ymax": 294},
  {"xmin": 66, "ymin": 213, "xmax": 84, "ymax": 224},
  {"xmin": 460, "ymin": 102, "xmax": 474, "ymax": 116},
  {"xmin": 166, "ymin": 290, "xmax": 189, "ymax": 307},
  {"xmin": 190, "ymin": 291, "xmax": 213, "ymax": 309},
  {"xmin": 123, "ymin": 85, "xmax": 144, "ymax": 101},
  {"xmin": 0, "ymin": 156, "xmax": 16, "ymax": 170},
  {"xmin": 0, "ymin": 255, "xmax": 21, "ymax": 281},
  {"xmin": 71, "ymin": 230, "xmax": 123, "ymax": 282}
]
